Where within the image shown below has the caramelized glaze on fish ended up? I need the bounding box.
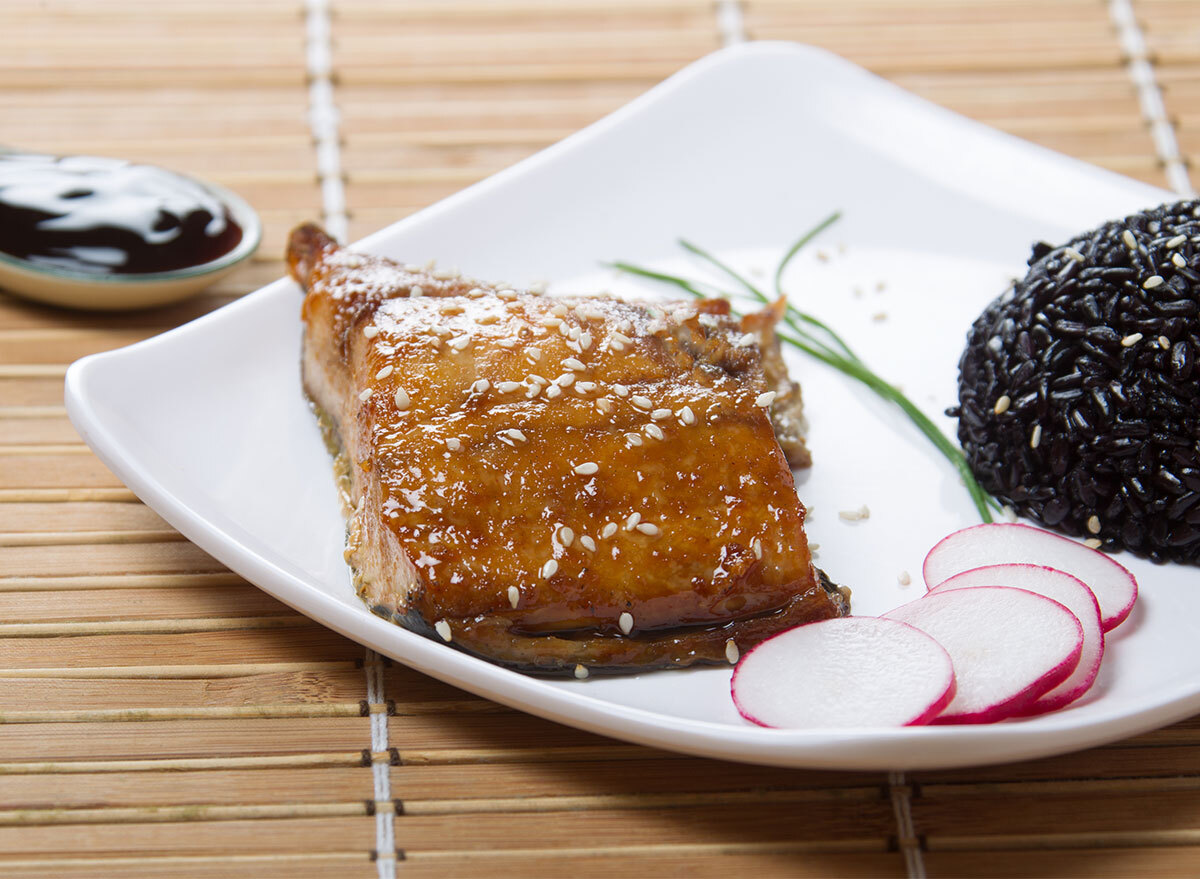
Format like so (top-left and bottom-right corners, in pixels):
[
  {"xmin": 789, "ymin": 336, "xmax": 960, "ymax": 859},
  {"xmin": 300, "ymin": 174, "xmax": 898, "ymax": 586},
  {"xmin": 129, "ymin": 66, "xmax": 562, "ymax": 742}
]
[{"xmin": 288, "ymin": 223, "xmax": 847, "ymax": 674}]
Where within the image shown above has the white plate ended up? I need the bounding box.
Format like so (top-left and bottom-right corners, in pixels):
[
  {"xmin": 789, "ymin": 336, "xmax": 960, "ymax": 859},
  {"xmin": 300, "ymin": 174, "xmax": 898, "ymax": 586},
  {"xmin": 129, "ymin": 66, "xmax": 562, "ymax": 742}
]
[{"xmin": 65, "ymin": 43, "xmax": 1200, "ymax": 770}]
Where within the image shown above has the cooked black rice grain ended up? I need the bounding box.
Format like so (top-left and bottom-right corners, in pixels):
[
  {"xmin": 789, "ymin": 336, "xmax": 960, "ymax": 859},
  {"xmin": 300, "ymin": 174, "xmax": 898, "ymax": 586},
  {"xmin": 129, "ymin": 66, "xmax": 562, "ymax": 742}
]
[{"xmin": 956, "ymin": 199, "xmax": 1200, "ymax": 564}]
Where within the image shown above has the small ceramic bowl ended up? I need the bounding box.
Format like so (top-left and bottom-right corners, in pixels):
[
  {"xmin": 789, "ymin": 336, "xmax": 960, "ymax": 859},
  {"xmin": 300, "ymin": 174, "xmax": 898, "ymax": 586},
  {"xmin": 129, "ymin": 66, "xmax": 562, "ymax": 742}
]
[{"xmin": 0, "ymin": 176, "xmax": 261, "ymax": 311}]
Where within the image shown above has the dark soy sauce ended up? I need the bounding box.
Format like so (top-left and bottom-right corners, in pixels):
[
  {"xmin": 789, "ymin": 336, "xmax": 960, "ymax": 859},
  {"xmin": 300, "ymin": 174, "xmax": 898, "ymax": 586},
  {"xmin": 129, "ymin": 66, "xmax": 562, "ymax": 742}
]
[{"xmin": 0, "ymin": 153, "xmax": 243, "ymax": 275}]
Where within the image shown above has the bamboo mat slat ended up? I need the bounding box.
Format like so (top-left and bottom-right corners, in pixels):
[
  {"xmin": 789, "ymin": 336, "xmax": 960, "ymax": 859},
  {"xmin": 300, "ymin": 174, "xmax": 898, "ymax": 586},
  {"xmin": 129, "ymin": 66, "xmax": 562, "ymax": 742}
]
[{"xmin": 1, "ymin": 1, "xmax": 1199, "ymax": 877}]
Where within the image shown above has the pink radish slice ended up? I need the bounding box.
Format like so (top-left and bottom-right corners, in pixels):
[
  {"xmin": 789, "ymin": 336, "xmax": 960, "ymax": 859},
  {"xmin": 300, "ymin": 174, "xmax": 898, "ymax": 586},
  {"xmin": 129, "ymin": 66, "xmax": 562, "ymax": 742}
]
[
  {"xmin": 923, "ymin": 523, "xmax": 1137, "ymax": 632},
  {"xmin": 884, "ymin": 586, "xmax": 1083, "ymax": 724},
  {"xmin": 731, "ymin": 617, "xmax": 956, "ymax": 729},
  {"xmin": 929, "ymin": 565, "xmax": 1104, "ymax": 715}
]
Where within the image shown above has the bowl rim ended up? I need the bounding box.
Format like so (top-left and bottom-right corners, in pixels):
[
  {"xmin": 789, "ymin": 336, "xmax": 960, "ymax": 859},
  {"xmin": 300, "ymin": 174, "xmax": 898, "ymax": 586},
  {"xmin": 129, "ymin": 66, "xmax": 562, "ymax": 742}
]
[{"xmin": 0, "ymin": 166, "xmax": 262, "ymax": 285}]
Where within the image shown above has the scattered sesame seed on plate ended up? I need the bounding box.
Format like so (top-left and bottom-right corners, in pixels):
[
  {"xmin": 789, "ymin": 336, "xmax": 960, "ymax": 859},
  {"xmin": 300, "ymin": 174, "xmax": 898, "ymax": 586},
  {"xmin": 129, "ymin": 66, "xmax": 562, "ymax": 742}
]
[
  {"xmin": 897, "ymin": 570, "xmax": 912, "ymax": 586},
  {"xmin": 838, "ymin": 505, "xmax": 870, "ymax": 521}
]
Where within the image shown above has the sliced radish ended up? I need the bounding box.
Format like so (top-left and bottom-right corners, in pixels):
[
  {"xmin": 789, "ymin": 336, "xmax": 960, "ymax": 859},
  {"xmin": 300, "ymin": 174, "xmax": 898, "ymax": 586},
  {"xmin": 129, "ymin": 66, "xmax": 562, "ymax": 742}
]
[
  {"xmin": 929, "ymin": 564, "xmax": 1104, "ymax": 714},
  {"xmin": 883, "ymin": 586, "xmax": 1082, "ymax": 724},
  {"xmin": 923, "ymin": 523, "xmax": 1137, "ymax": 632},
  {"xmin": 731, "ymin": 617, "xmax": 956, "ymax": 729}
]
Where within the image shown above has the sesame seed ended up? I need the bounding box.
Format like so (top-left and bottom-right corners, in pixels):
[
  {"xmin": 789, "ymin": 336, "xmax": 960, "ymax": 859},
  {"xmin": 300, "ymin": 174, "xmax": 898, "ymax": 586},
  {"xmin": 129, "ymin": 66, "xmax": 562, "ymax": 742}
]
[
  {"xmin": 1087, "ymin": 515, "xmax": 1101, "ymax": 534},
  {"xmin": 476, "ymin": 314, "xmax": 498, "ymax": 325},
  {"xmin": 635, "ymin": 522, "xmax": 660, "ymax": 536},
  {"xmin": 596, "ymin": 397, "xmax": 614, "ymax": 414},
  {"xmin": 1084, "ymin": 538, "xmax": 1103, "ymax": 549},
  {"xmin": 1063, "ymin": 247, "xmax": 1084, "ymax": 262},
  {"xmin": 1030, "ymin": 423, "xmax": 1042, "ymax": 449},
  {"xmin": 838, "ymin": 505, "xmax": 870, "ymax": 521},
  {"xmin": 358, "ymin": 388, "xmax": 373, "ymax": 401},
  {"xmin": 556, "ymin": 373, "xmax": 576, "ymax": 387},
  {"xmin": 1122, "ymin": 229, "xmax": 1137, "ymax": 249},
  {"xmin": 751, "ymin": 538, "xmax": 762, "ymax": 559},
  {"xmin": 438, "ymin": 303, "xmax": 464, "ymax": 316},
  {"xmin": 526, "ymin": 347, "xmax": 542, "ymax": 362},
  {"xmin": 625, "ymin": 512, "xmax": 641, "ymax": 530},
  {"xmin": 558, "ymin": 526, "xmax": 575, "ymax": 547},
  {"xmin": 579, "ymin": 536, "xmax": 596, "ymax": 552},
  {"xmin": 993, "ymin": 394, "xmax": 1011, "ymax": 415},
  {"xmin": 601, "ymin": 523, "xmax": 618, "ymax": 539},
  {"xmin": 1003, "ymin": 505, "xmax": 1018, "ymax": 522},
  {"xmin": 651, "ymin": 408, "xmax": 672, "ymax": 420},
  {"xmin": 1173, "ymin": 252, "xmax": 1188, "ymax": 268},
  {"xmin": 679, "ymin": 406, "xmax": 696, "ymax": 425},
  {"xmin": 445, "ymin": 437, "xmax": 462, "ymax": 451},
  {"xmin": 1160, "ymin": 336, "xmax": 1172, "ymax": 349},
  {"xmin": 1121, "ymin": 333, "xmax": 1143, "ymax": 347},
  {"xmin": 755, "ymin": 391, "xmax": 777, "ymax": 407},
  {"xmin": 497, "ymin": 338, "xmax": 518, "ymax": 349},
  {"xmin": 434, "ymin": 620, "xmax": 452, "ymax": 642},
  {"xmin": 644, "ymin": 424, "xmax": 665, "ymax": 441},
  {"xmin": 631, "ymin": 395, "xmax": 653, "ymax": 410},
  {"xmin": 559, "ymin": 322, "xmax": 572, "ymax": 338},
  {"xmin": 432, "ymin": 268, "xmax": 459, "ymax": 280},
  {"xmin": 448, "ymin": 335, "xmax": 471, "ymax": 351},
  {"xmin": 618, "ymin": 612, "xmax": 633, "ymax": 635},
  {"xmin": 410, "ymin": 285, "xmax": 424, "ymax": 297},
  {"xmin": 575, "ymin": 381, "xmax": 597, "ymax": 393},
  {"xmin": 612, "ymin": 331, "xmax": 633, "ymax": 346},
  {"xmin": 394, "ymin": 388, "xmax": 411, "ymax": 410},
  {"xmin": 540, "ymin": 317, "xmax": 563, "ymax": 329},
  {"xmin": 734, "ymin": 332, "xmax": 756, "ymax": 348},
  {"xmin": 527, "ymin": 374, "xmax": 549, "ymax": 386},
  {"xmin": 1144, "ymin": 275, "xmax": 1165, "ymax": 289},
  {"xmin": 504, "ymin": 429, "xmax": 527, "ymax": 442},
  {"xmin": 1167, "ymin": 234, "xmax": 1188, "ymax": 248},
  {"xmin": 573, "ymin": 462, "xmax": 599, "ymax": 475},
  {"xmin": 574, "ymin": 664, "xmax": 589, "ymax": 680},
  {"xmin": 725, "ymin": 639, "xmax": 739, "ymax": 665},
  {"xmin": 545, "ymin": 384, "xmax": 562, "ymax": 399},
  {"xmin": 898, "ymin": 570, "xmax": 912, "ymax": 586},
  {"xmin": 612, "ymin": 384, "xmax": 630, "ymax": 398},
  {"xmin": 363, "ymin": 325, "xmax": 380, "ymax": 339},
  {"xmin": 497, "ymin": 381, "xmax": 522, "ymax": 394},
  {"xmin": 374, "ymin": 365, "xmax": 394, "ymax": 380},
  {"xmin": 579, "ymin": 332, "xmax": 593, "ymax": 350},
  {"xmin": 541, "ymin": 559, "xmax": 558, "ymax": 578},
  {"xmin": 550, "ymin": 303, "xmax": 569, "ymax": 317},
  {"xmin": 497, "ymin": 288, "xmax": 518, "ymax": 300},
  {"xmin": 609, "ymin": 340, "xmax": 627, "ymax": 352},
  {"xmin": 469, "ymin": 378, "xmax": 491, "ymax": 394},
  {"xmin": 507, "ymin": 586, "xmax": 520, "ymax": 609},
  {"xmin": 563, "ymin": 357, "xmax": 586, "ymax": 371},
  {"xmin": 625, "ymin": 432, "xmax": 643, "ymax": 447}
]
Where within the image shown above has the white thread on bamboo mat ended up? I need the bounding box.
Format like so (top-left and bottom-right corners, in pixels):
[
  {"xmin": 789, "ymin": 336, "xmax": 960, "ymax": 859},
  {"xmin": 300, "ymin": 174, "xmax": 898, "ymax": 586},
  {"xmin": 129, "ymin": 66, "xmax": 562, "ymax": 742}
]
[
  {"xmin": 1109, "ymin": 0, "xmax": 1194, "ymax": 195},
  {"xmin": 716, "ymin": 0, "xmax": 746, "ymax": 46},
  {"xmin": 305, "ymin": 0, "xmax": 349, "ymax": 242},
  {"xmin": 304, "ymin": 1, "xmax": 390, "ymax": 873},
  {"xmin": 888, "ymin": 771, "xmax": 926, "ymax": 879}
]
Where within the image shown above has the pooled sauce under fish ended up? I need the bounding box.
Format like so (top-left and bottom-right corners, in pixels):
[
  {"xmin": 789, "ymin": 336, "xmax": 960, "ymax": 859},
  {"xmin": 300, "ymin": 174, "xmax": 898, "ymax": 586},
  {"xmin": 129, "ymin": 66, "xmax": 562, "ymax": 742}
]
[
  {"xmin": 0, "ymin": 153, "xmax": 243, "ymax": 275},
  {"xmin": 288, "ymin": 223, "xmax": 847, "ymax": 675}
]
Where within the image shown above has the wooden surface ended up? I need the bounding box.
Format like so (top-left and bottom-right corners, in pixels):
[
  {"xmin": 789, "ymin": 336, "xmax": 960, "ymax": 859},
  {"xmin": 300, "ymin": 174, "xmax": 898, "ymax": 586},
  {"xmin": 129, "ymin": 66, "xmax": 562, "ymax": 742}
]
[{"xmin": 2, "ymin": 1, "xmax": 1199, "ymax": 876}]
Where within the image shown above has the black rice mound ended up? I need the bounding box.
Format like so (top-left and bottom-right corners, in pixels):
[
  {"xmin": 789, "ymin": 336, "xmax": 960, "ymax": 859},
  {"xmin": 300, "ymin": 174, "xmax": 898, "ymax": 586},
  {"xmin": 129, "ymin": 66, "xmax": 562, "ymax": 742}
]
[{"xmin": 955, "ymin": 199, "xmax": 1200, "ymax": 564}]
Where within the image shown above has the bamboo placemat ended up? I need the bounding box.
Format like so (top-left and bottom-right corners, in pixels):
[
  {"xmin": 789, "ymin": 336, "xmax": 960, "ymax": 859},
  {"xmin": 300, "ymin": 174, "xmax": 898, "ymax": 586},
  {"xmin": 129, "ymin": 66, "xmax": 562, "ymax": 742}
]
[{"xmin": 2, "ymin": 1, "xmax": 1198, "ymax": 876}]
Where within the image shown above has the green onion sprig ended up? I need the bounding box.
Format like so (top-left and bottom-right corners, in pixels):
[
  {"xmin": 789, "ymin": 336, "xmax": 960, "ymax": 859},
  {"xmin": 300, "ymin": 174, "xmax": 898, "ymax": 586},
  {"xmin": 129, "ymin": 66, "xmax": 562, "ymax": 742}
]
[{"xmin": 608, "ymin": 212, "xmax": 997, "ymax": 522}]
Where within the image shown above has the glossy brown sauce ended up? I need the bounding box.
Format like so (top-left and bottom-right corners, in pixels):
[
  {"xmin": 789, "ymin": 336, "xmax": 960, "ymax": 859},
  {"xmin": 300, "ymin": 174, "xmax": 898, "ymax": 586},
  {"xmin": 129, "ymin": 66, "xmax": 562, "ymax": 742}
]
[{"xmin": 0, "ymin": 153, "xmax": 242, "ymax": 275}]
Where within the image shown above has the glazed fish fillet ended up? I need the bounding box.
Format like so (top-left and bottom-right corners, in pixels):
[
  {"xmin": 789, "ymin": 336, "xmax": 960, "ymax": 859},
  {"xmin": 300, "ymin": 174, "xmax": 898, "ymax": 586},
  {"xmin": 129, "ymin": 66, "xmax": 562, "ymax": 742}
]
[{"xmin": 288, "ymin": 224, "xmax": 847, "ymax": 675}]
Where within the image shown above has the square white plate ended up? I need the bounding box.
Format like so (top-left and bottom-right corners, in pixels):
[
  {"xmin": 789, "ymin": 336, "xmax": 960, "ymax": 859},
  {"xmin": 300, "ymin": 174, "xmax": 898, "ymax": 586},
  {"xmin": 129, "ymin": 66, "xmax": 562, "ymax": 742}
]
[{"xmin": 66, "ymin": 43, "xmax": 1200, "ymax": 770}]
